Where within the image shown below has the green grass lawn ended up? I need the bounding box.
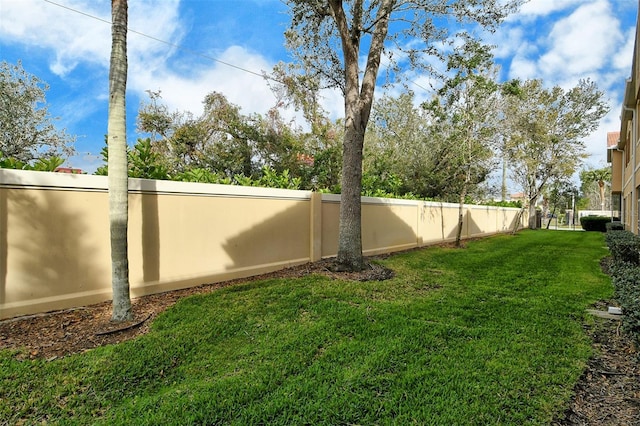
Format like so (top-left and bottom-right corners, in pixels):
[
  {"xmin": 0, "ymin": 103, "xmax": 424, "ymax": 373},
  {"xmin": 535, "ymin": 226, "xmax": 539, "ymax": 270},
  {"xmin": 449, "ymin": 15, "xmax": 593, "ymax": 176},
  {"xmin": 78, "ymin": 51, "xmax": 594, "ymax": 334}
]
[{"xmin": 0, "ymin": 230, "xmax": 612, "ymax": 425}]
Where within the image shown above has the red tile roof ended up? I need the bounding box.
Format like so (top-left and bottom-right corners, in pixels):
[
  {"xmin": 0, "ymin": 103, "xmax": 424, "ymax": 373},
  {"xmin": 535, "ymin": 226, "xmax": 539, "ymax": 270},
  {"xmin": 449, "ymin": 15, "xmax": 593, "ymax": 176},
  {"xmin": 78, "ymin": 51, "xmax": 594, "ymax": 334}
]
[
  {"xmin": 607, "ymin": 131, "xmax": 620, "ymax": 148},
  {"xmin": 54, "ymin": 167, "xmax": 84, "ymax": 174}
]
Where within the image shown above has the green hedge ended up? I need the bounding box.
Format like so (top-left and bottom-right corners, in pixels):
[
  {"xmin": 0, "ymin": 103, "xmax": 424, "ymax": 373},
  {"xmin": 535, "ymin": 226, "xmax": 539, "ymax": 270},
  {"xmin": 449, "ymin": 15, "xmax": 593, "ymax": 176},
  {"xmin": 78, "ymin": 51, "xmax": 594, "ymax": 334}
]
[
  {"xmin": 605, "ymin": 230, "xmax": 640, "ymax": 265},
  {"xmin": 605, "ymin": 231, "xmax": 640, "ymax": 345},
  {"xmin": 580, "ymin": 216, "xmax": 611, "ymax": 232},
  {"xmin": 608, "ymin": 261, "xmax": 640, "ymax": 340},
  {"xmin": 605, "ymin": 221, "xmax": 624, "ymax": 231}
]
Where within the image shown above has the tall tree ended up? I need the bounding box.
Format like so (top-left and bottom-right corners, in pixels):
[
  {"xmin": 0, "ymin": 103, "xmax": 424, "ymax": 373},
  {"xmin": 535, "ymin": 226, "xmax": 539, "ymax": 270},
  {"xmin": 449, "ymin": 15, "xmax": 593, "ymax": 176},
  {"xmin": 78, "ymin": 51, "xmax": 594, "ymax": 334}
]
[
  {"xmin": 502, "ymin": 79, "xmax": 609, "ymax": 229},
  {"xmin": 581, "ymin": 167, "xmax": 611, "ymax": 211},
  {"xmin": 108, "ymin": 0, "xmax": 132, "ymax": 322},
  {"xmin": 283, "ymin": 0, "xmax": 520, "ymax": 270},
  {"xmin": 137, "ymin": 90, "xmax": 324, "ymax": 186},
  {"xmin": 423, "ymin": 38, "xmax": 500, "ymax": 246},
  {"xmin": 0, "ymin": 61, "xmax": 75, "ymax": 163},
  {"xmin": 365, "ymin": 92, "xmax": 432, "ymax": 198},
  {"xmin": 137, "ymin": 90, "xmax": 175, "ymax": 143},
  {"xmin": 543, "ymin": 178, "xmax": 575, "ymax": 229},
  {"xmin": 269, "ymin": 62, "xmax": 344, "ymax": 192}
]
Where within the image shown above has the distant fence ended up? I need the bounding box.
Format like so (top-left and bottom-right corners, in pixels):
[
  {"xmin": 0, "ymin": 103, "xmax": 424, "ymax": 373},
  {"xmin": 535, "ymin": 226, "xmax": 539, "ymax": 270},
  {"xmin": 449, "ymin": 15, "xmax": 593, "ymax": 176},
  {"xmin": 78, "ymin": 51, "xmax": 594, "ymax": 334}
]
[
  {"xmin": 578, "ymin": 210, "xmax": 618, "ymax": 219},
  {"xmin": 0, "ymin": 169, "xmax": 526, "ymax": 319}
]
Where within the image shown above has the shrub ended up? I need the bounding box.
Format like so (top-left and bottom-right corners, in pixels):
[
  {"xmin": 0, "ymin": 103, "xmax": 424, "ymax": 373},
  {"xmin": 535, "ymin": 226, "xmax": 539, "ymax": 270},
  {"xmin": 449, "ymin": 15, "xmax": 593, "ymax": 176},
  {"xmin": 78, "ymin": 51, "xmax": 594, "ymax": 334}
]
[
  {"xmin": 173, "ymin": 168, "xmax": 231, "ymax": 184},
  {"xmin": 483, "ymin": 200, "xmax": 522, "ymax": 208},
  {"xmin": 580, "ymin": 216, "xmax": 611, "ymax": 232},
  {"xmin": 605, "ymin": 230, "xmax": 640, "ymax": 265},
  {"xmin": 608, "ymin": 261, "xmax": 640, "ymax": 344},
  {"xmin": 605, "ymin": 221, "xmax": 624, "ymax": 231},
  {"xmin": 1, "ymin": 153, "xmax": 66, "ymax": 172}
]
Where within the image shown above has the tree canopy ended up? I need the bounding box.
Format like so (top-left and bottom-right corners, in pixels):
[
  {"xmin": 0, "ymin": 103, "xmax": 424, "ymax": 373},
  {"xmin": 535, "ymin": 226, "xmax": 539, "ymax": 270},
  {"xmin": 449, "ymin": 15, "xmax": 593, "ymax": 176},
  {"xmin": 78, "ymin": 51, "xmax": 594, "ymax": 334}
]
[
  {"xmin": 580, "ymin": 167, "xmax": 612, "ymax": 211},
  {"xmin": 0, "ymin": 60, "xmax": 75, "ymax": 163},
  {"xmin": 502, "ymin": 78, "xmax": 609, "ymax": 228},
  {"xmin": 136, "ymin": 90, "xmax": 340, "ymax": 189},
  {"xmin": 423, "ymin": 37, "xmax": 501, "ymax": 245},
  {"xmin": 281, "ymin": 0, "xmax": 521, "ymax": 270}
]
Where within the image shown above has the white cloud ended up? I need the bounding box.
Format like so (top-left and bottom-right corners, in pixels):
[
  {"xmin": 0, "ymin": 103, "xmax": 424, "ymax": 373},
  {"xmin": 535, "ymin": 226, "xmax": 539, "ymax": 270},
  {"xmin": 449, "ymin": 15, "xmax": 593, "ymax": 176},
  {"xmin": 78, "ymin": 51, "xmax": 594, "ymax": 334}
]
[
  {"xmin": 515, "ymin": 0, "xmax": 584, "ymax": 18},
  {"xmin": 614, "ymin": 27, "xmax": 636, "ymax": 73},
  {"xmin": 128, "ymin": 45, "xmax": 278, "ymax": 118},
  {"xmin": 136, "ymin": 44, "xmax": 348, "ymax": 128},
  {"xmin": 0, "ymin": 0, "xmax": 321, "ymax": 123},
  {"xmin": 502, "ymin": 0, "xmax": 632, "ymax": 90},
  {"xmin": 1, "ymin": 0, "xmax": 111, "ymax": 74},
  {"xmin": 493, "ymin": 0, "xmax": 636, "ymax": 178},
  {"xmin": 538, "ymin": 0, "xmax": 621, "ymax": 79},
  {"xmin": 508, "ymin": 53, "xmax": 538, "ymax": 80},
  {"xmin": 128, "ymin": 0, "xmax": 184, "ymax": 68},
  {"xmin": 0, "ymin": 0, "xmax": 183, "ymax": 76},
  {"xmin": 583, "ymin": 107, "xmax": 621, "ymax": 168},
  {"xmin": 490, "ymin": 26, "xmax": 525, "ymax": 59}
]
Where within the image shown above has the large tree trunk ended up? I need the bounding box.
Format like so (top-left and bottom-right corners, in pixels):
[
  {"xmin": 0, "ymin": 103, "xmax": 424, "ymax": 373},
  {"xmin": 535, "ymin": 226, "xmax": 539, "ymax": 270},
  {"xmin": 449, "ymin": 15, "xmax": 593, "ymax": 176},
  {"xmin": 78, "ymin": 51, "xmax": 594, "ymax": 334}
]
[
  {"xmin": 528, "ymin": 198, "xmax": 537, "ymax": 229},
  {"xmin": 108, "ymin": 0, "xmax": 132, "ymax": 322},
  {"xmin": 336, "ymin": 113, "xmax": 365, "ymax": 271},
  {"xmin": 331, "ymin": 0, "xmax": 393, "ymax": 271}
]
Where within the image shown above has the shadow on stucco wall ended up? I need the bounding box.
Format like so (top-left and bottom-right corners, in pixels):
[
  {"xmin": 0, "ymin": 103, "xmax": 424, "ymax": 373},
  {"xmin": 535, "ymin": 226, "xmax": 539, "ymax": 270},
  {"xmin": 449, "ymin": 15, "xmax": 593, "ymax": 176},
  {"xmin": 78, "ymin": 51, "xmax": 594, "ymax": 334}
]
[
  {"xmin": 1, "ymin": 186, "xmax": 106, "ymax": 318},
  {"xmin": 221, "ymin": 200, "xmax": 311, "ymax": 271},
  {"xmin": 221, "ymin": 199, "xmax": 419, "ymax": 270},
  {"xmin": 0, "ymin": 186, "xmax": 8, "ymax": 310},
  {"xmin": 140, "ymin": 183, "xmax": 160, "ymax": 284}
]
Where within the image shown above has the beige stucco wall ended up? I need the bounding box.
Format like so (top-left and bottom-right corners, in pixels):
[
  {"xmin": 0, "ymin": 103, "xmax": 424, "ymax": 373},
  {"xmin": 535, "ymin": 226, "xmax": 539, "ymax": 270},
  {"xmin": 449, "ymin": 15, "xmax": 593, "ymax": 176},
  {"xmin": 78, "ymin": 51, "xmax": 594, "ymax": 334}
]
[
  {"xmin": 0, "ymin": 170, "xmax": 313, "ymax": 319},
  {"xmin": 126, "ymin": 192, "xmax": 312, "ymax": 297},
  {"xmin": 0, "ymin": 169, "xmax": 524, "ymax": 319},
  {"xmin": 362, "ymin": 198, "xmax": 418, "ymax": 255},
  {"xmin": 1, "ymin": 186, "xmax": 112, "ymax": 318},
  {"xmin": 418, "ymin": 202, "xmax": 451, "ymax": 244},
  {"xmin": 318, "ymin": 195, "xmax": 523, "ymax": 257}
]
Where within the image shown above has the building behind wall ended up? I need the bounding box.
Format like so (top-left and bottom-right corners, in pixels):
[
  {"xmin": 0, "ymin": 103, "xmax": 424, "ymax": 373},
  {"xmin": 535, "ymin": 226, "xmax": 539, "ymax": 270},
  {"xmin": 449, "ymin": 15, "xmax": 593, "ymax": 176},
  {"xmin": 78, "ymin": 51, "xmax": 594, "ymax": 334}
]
[
  {"xmin": 609, "ymin": 5, "xmax": 640, "ymax": 233},
  {"xmin": 608, "ymin": 131, "xmax": 622, "ymax": 220}
]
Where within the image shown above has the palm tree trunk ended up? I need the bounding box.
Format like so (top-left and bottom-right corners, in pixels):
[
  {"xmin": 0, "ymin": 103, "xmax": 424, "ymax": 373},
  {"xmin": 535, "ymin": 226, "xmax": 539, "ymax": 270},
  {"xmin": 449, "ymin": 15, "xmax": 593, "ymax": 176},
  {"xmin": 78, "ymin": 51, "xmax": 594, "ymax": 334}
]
[{"xmin": 108, "ymin": 0, "xmax": 132, "ymax": 322}]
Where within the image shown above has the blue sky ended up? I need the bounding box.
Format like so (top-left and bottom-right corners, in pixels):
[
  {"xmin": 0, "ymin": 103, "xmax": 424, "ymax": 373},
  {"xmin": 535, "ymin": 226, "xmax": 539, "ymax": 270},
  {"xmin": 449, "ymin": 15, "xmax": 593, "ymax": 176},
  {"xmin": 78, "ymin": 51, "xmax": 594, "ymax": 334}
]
[{"xmin": 0, "ymin": 0, "xmax": 637, "ymax": 176}]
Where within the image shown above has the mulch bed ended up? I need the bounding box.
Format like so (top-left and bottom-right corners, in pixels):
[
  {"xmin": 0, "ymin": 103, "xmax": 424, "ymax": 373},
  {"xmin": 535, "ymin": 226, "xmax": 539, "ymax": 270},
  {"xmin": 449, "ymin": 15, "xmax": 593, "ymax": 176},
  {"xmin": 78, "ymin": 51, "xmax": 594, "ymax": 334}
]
[
  {"xmin": 0, "ymin": 257, "xmax": 638, "ymax": 424},
  {"xmin": 552, "ymin": 299, "xmax": 640, "ymax": 425}
]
